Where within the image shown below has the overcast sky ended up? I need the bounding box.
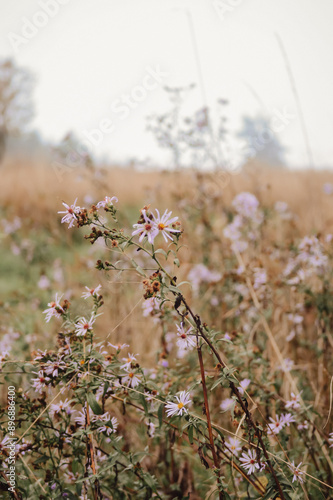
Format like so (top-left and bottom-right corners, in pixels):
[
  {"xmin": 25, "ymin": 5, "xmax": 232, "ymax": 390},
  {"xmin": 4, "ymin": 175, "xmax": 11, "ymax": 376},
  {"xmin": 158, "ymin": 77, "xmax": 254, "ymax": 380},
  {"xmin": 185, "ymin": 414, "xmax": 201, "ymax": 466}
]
[{"xmin": 1, "ymin": 0, "xmax": 333, "ymax": 168}]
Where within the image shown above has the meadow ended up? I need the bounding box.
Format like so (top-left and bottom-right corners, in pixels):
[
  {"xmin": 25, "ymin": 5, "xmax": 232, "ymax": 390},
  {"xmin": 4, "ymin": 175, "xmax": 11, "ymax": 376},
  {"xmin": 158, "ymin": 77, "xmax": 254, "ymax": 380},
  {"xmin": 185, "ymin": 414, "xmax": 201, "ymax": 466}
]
[{"xmin": 1, "ymin": 158, "xmax": 333, "ymax": 499}]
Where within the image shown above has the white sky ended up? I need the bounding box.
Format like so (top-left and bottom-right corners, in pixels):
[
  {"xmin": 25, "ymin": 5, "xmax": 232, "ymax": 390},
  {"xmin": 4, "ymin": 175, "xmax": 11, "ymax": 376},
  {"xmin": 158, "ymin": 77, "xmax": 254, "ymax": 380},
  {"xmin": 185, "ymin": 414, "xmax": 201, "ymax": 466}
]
[{"xmin": 1, "ymin": 0, "xmax": 333, "ymax": 168}]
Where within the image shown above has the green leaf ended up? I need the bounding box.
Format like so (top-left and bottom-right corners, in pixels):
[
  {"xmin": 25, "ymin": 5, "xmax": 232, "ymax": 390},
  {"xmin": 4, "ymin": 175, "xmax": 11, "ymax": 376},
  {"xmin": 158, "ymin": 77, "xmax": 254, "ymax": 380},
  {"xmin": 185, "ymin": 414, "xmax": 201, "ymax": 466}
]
[
  {"xmin": 131, "ymin": 259, "xmax": 146, "ymax": 276},
  {"xmin": 154, "ymin": 248, "xmax": 168, "ymax": 259},
  {"xmin": 173, "ymin": 258, "xmax": 180, "ymax": 267},
  {"xmin": 188, "ymin": 424, "xmax": 194, "ymax": 444},
  {"xmin": 87, "ymin": 393, "xmax": 103, "ymax": 415},
  {"xmin": 158, "ymin": 403, "xmax": 164, "ymax": 428}
]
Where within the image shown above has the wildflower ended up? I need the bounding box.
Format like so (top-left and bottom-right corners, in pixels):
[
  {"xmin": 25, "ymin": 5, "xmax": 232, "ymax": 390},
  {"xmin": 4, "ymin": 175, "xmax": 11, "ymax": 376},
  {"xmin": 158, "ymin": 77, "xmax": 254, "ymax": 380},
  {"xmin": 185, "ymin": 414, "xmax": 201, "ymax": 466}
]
[
  {"xmin": 142, "ymin": 297, "xmax": 161, "ymax": 318},
  {"xmin": 146, "ymin": 420, "xmax": 156, "ymax": 437},
  {"xmin": 50, "ymin": 399, "xmax": 72, "ymax": 415},
  {"xmin": 165, "ymin": 391, "xmax": 191, "ymax": 417},
  {"xmin": 43, "ymin": 293, "xmax": 64, "ymax": 323},
  {"xmin": 239, "ymin": 449, "xmax": 261, "ymax": 474},
  {"xmin": 232, "ymin": 192, "xmax": 259, "ymax": 218},
  {"xmin": 132, "ymin": 210, "xmax": 159, "ymax": 244},
  {"xmin": 279, "ymin": 358, "xmax": 294, "ymax": 373},
  {"xmin": 44, "ymin": 358, "xmax": 66, "ymax": 378},
  {"xmin": 96, "ymin": 196, "xmax": 118, "ymax": 208},
  {"xmin": 58, "ymin": 198, "xmax": 82, "ymax": 228},
  {"xmin": 285, "ymin": 392, "xmax": 301, "ymax": 410},
  {"xmin": 288, "ymin": 461, "xmax": 305, "ymax": 483},
  {"xmin": 238, "ymin": 378, "xmax": 251, "ymax": 395},
  {"xmin": 31, "ymin": 370, "xmax": 51, "ymax": 394},
  {"xmin": 123, "ymin": 371, "xmax": 141, "ymax": 388},
  {"xmin": 96, "ymin": 413, "xmax": 118, "ymax": 435},
  {"xmin": 108, "ymin": 342, "xmax": 129, "ymax": 351},
  {"xmin": 281, "ymin": 413, "xmax": 296, "ymax": 427},
  {"xmin": 328, "ymin": 432, "xmax": 333, "ymax": 447},
  {"xmin": 225, "ymin": 437, "xmax": 242, "ymax": 456},
  {"xmin": 176, "ymin": 324, "xmax": 196, "ymax": 350},
  {"xmin": 297, "ymin": 421, "xmax": 309, "ymax": 430},
  {"xmin": 120, "ymin": 353, "xmax": 138, "ymax": 371},
  {"xmin": 253, "ymin": 268, "xmax": 267, "ymax": 290},
  {"xmin": 323, "ymin": 182, "xmax": 333, "ymax": 195},
  {"xmin": 82, "ymin": 284, "xmax": 102, "ymax": 299},
  {"xmin": 75, "ymin": 314, "xmax": 96, "ymax": 337},
  {"xmin": 152, "ymin": 209, "xmax": 180, "ymax": 242},
  {"xmin": 267, "ymin": 415, "xmax": 285, "ymax": 435},
  {"xmin": 220, "ymin": 398, "xmax": 235, "ymax": 412}
]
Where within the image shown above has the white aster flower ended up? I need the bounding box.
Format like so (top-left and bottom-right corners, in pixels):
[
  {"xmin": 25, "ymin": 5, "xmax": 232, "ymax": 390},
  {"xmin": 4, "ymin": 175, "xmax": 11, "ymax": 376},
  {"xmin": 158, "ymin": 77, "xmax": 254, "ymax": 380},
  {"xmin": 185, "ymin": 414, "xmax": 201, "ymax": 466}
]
[
  {"xmin": 176, "ymin": 323, "xmax": 196, "ymax": 350},
  {"xmin": 288, "ymin": 461, "xmax": 305, "ymax": 483},
  {"xmin": 146, "ymin": 420, "xmax": 156, "ymax": 437},
  {"xmin": 31, "ymin": 371, "xmax": 51, "ymax": 394},
  {"xmin": 75, "ymin": 314, "xmax": 96, "ymax": 337},
  {"xmin": 165, "ymin": 391, "xmax": 191, "ymax": 417},
  {"xmin": 43, "ymin": 293, "xmax": 64, "ymax": 323},
  {"xmin": 328, "ymin": 432, "xmax": 333, "ymax": 447},
  {"xmin": 122, "ymin": 371, "xmax": 141, "ymax": 388},
  {"xmin": 50, "ymin": 399, "xmax": 72, "ymax": 415},
  {"xmin": 285, "ymin": 392, "xmax": 301, "ymax": 410},
  {"xmin": 82, "ymin": 284, "xmax": 102, "ymax": 299},
  {"xmin": 108, "ymin": 342, "xmax": 129, "ymax": 351},
  {"xmin": 281, "ymin": 413, "xmax": 296, "ymax": 427},
  {"xmin": 132, "ymin": 210, "xmax": 159, "ymax": 244},
  {"xmin": 152, "ymin": 209, "xmax": 180, "ymax": 242},
  {"xmin": 267, "ymin": 415, "xmax": 285, "ymax": 435},
  {"xmin": 96, "ymin": 413, "xmax": 118, "ymax": 435},
  {"xmin": 120, "ymin": 353, "xmax": 138, "ymax": 371},
  {"xmin": 96, "ymin": 196, "xmax": 118, "ymax": 208},
  {"xmin": 58, "ymin": 198, "xmax": 82, "ymax": 228},
  {"xmin": 225, "ymin": 437, "xmax": 242, "ymax": 456},
  {"xmin": 239, "ymin": 449, "xmax": 261, "ymax": 475}
]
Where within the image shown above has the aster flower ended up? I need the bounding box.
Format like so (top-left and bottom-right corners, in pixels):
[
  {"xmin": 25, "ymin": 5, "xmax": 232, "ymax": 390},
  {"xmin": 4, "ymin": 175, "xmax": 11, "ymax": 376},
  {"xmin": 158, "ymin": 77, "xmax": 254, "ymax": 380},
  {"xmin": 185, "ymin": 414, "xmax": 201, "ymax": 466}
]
[
  {"xmin": 225, "ymin": 437, "xmax": 242, "ymax": 456},
  {"xmin": 50, "ymin": 399, "xmax": 72, "ymax": 415},
  {"xmin": 82, "ymin": 284, "xmax": 102, "ymax": 299},
  {"xmin": 120, "ymin": 353, "xmax": 138, "ymax": 371},
  {"xmin": 239, "ymin": 449, "xmax": 261, "ymax": 474},
  {"xmin": 146, "ymin": 420, "xmax": 156, "ymax": 437},
  {"xmin": 328, "ymin": 432, "xmax": 333, "ymax": 447},
  {"xmin": 297, "ymin": 421, "xmax": 309, "ymax": 430},
  {"xmin": 43, "ymin": 293, "xmax": 64, "ymax": 323},
  {"xmin": 31, "ymin": 370, "xmax": 51, "ymax": 394},
  {"xmin": 285, "ymin": 392, "xmax": 301, "ymax": 410},
  {"xmin": 220, "ymin": 398, "xmax": 235, "ymax": 412},
  {"xmin": 132, "ymin": 210, "xmax": 159, "ymax": 244},
  {"xmin": 288, "ymin": 461, "xmax": 305, "ymax": 483},
  {"xmin": 44, "ymin": 358, "xmax": 66, "ymax": 378},
  {"xmin": 58, "ymin": 198, "xmax": 82, "ymax": 228},
  {"xmin": 123, "ymin": 371, "xmax": 141, "ymax": 388},
  {"xmin": 75, "ymin": 314, "xmax": 96, "ymax": 337},
  {"xmin": 232, "ymin": 192, "xmax": 259, "ymax": 218},
  {"xmin": 165, "ymin": 391, "xmax": 191, "ymax": 417},
  {"xmin": 267, "ymin": 415, "xmax": 285, "ymax": 435},
  {"xmin": 238, "ymin": 378, "xmax": 251, "ymax": 395},
  {"xmin": 152, "ymin": 209, "xmax": 180, "ymax": 242},
  {"xmin": 108, "ymin": 342, "xmax": 129, "ymax": 351},
  {"xmin": 281, "ymin": 413, "xmax": 296, "ymax": 427},
  {"xmin": 96, "ymin": 413, "xmax": 118, "ymax": 435},
  {"xmin": 176, "ymin": 323, "xmax": 196, "ymax": 350},
  {"xmin": 96, "ymin": 196, "xmax": 118, "ymax": 208}
]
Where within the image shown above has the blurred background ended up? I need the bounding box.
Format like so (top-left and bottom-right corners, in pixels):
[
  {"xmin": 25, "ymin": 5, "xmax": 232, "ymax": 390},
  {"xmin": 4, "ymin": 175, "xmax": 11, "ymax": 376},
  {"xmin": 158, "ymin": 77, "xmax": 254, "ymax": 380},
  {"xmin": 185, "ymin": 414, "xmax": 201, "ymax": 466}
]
[{"xmin": 1, "ymin": 0, "xmax": 333, "ymax": 358}]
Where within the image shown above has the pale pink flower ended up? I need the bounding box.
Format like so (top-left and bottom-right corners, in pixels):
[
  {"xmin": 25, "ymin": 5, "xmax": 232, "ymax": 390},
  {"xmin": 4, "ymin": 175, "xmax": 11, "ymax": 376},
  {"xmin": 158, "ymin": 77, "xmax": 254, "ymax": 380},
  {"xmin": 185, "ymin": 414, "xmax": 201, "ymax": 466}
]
[
  {"xmin": 31, "ymin": 371, "xmax": 51, "ymax": 394},
  {"xmin": 82, "ymin": 284, "xmax": 102, "ymax": 299},
  {"xmin": 285, "ymin": 392, "xmax": 301, "ymax": 410},
  {"xmin": 288, "ymin": 461, "xmax": 305, "ymax": 483},
  {"xmin": 132, "ymin": 210, "xmax": 159, "ymax": 244},
  {"xmin": 123, "ymin": 371, "xmax": 141, "ymax": 388},
  {"xmin": 225, "ymin": 437, "xmax": 242, "ymax": 456},
  {"xmin": 43, "ymin": 293, "xmax": 64, "ymax": 323},
  {"xmin": 96, "ymin": 196, "xmax": 118, "ymax": 208},
  {"xmin": 281, "ymin": 413, "xmax": 296, "ymax": 427},
  {"xmin": 267, "ymin": 415, "xmax": 285, "ymax": 435},
  {"xmin": 58, "ymin": 198, "xmax": 82, "ymax": 228},
  {"xmin": 238, "ymin": 378, "xmax": 251, "ymax": 395},
  {"xmin": 120, "ymin": 353, "xmax": 138, "ymax": 371}
]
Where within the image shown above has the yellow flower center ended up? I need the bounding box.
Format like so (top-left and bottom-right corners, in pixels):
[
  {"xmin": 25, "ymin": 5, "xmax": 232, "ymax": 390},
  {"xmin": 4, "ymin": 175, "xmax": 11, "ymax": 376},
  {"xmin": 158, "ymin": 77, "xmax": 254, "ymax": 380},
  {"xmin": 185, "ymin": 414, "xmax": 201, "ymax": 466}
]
[
  {"xmin": 129, "ymin": 373, "xmax": 134, "ymax": 378},
  {"xmin": 158, "ymin": 223, "xmax": 166, "ymax": 230},
  {"xmin": 80, "ymin": 360, "xmax": 85, "ymax": 365},
  {"xmin": 177, "ymin": 402, "xmax": 184, "ymax": 409}
]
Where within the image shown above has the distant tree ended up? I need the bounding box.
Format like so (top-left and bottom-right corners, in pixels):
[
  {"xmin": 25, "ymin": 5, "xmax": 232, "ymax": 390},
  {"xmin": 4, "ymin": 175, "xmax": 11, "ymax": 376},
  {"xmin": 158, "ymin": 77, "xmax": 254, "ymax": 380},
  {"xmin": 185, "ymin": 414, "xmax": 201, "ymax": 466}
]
[
  {"xmin": 0, "ymin": 58, "xmax": 34, "ymax": 162},
  {"xmin": 238, "ymin": 115, "xmax": 286, "ymax": 166}
]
